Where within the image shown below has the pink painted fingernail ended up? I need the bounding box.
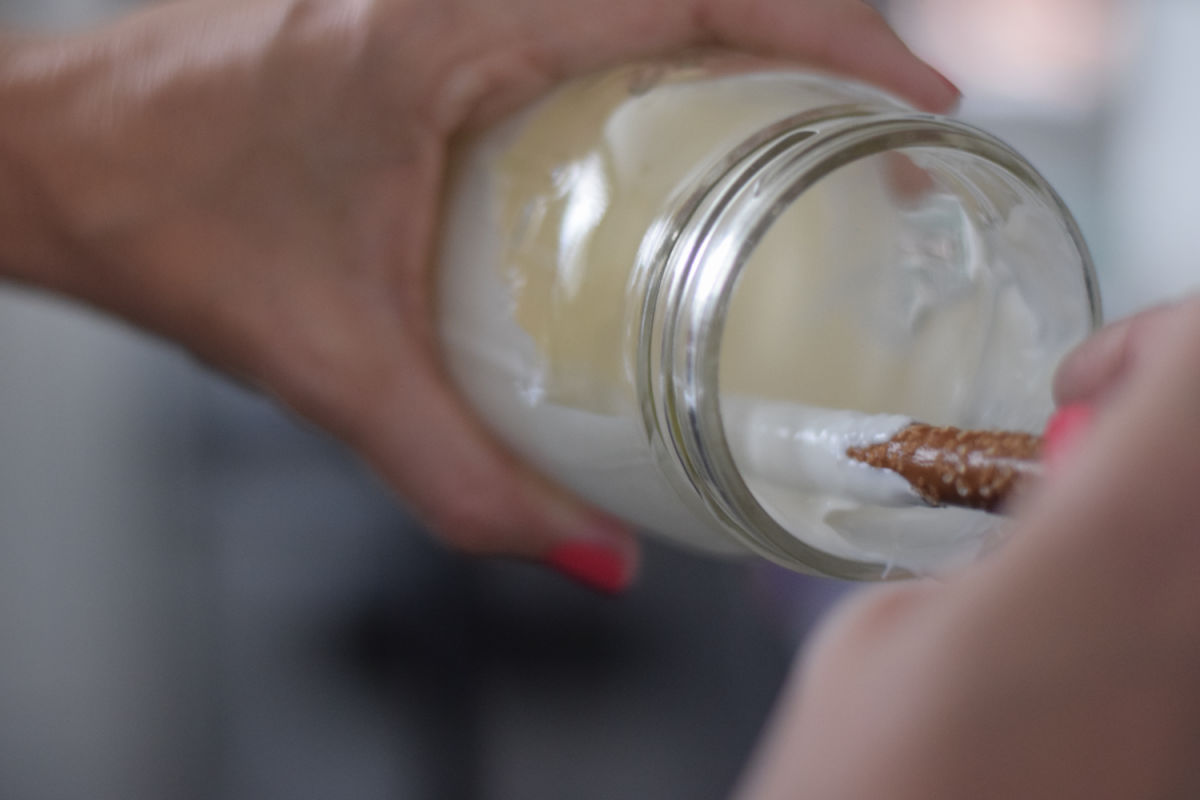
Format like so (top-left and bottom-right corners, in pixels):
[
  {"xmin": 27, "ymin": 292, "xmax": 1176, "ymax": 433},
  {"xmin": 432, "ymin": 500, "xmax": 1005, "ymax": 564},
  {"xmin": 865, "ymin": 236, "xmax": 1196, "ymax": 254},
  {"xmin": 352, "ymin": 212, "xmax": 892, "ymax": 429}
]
[
  {"xmin": 543, "ymin": 541, "xmax": 633, "ymax": 595},
  {"xmin": 1043, "ymin": 404, "xmax": 1095, "ymax": 472},
  {"xmin": 929, "ymin": 68, "xmax": 963, "ymax": 111}
]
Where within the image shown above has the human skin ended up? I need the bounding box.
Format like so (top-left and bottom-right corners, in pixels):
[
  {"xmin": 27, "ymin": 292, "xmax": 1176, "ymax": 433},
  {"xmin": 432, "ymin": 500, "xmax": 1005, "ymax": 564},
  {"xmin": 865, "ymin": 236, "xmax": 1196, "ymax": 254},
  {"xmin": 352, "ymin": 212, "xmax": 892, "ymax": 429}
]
[
  {"xmin": 0, "ymin": 0, "xmax": 957, "ymax": 589},
  {"xmin": 736, "ymin": 297, "xmax": 1200, "ymax": 799}
]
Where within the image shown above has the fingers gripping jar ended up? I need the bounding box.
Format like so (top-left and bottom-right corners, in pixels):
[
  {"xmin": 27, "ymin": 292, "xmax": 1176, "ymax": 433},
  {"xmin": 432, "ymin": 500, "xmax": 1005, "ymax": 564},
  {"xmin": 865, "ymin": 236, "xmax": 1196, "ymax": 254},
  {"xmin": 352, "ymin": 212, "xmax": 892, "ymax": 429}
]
[{"xmin": 437, "ymin": 54, "xmax": 1100, "ymax": 579}]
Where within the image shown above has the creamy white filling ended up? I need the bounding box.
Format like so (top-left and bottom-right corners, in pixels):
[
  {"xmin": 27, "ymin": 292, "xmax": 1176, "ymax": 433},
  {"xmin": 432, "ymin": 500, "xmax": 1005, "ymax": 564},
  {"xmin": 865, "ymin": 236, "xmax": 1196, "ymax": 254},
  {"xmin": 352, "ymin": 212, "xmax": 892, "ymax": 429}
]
[{"xmin": 721, "ymin": 398, "xmax": 920, "ymax": 506}]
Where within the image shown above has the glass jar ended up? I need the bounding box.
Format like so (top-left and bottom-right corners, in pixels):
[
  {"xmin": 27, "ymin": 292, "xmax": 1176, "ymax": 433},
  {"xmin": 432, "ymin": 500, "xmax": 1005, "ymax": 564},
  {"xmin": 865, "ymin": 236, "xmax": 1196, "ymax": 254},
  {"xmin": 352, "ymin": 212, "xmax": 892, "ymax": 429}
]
[{"xmin": 436, "ymin": 54, "xmax": 1100, "ymax": 579}]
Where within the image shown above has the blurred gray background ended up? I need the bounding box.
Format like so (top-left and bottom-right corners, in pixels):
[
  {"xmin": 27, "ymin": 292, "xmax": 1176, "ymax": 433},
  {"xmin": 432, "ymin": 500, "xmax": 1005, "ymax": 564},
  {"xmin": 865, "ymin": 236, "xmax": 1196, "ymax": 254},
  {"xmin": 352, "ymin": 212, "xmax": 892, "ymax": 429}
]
[{"xmin": 0, "ymin": 1, "xmax": 1196, "ymax": 799}]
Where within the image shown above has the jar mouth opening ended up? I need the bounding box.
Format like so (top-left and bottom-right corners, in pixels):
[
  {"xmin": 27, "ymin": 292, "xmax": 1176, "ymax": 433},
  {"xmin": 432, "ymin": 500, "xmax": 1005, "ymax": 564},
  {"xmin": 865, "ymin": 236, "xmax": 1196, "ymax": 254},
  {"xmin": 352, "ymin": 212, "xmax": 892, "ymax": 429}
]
[{"xmin": 641, "ymin": 114, "xmax": 1100, "ymax": 579}]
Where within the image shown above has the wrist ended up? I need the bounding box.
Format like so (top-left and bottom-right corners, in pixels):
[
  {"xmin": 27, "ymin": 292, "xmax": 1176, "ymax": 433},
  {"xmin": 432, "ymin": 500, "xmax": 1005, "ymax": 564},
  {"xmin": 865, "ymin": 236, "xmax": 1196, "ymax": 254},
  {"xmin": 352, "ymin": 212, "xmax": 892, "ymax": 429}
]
[
  {"xmin": 0, "ymin": 21, "xmax": 177, "ymax": 304},
  {"xmin": 0, "ymin": 3, "xmax": 282, "ymax": 306},
  {"xmin": 0, "ymin": 32, "xmax": 89, "ymax": 293}
]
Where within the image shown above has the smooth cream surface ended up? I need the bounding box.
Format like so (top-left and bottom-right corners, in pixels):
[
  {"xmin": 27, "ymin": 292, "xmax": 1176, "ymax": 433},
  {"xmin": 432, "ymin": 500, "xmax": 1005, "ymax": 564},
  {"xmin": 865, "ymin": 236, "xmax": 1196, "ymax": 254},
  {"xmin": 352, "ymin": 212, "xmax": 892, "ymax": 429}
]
[{"xmin": 721, "ymin": 399, "xmax": 918, "ymax": 506}]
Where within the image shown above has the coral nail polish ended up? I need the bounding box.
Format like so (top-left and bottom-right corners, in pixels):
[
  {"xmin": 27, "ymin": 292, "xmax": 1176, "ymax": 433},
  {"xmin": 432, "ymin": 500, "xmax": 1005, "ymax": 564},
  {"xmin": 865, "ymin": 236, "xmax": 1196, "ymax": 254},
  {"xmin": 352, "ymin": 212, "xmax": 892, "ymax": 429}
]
[
  {"xmin": 1043, "ymin": 404, "xmax": 1095, "ymax": 470},
  {"xmin": 543, "ymin": 541, "xmax": 631, "ymax": 595}
]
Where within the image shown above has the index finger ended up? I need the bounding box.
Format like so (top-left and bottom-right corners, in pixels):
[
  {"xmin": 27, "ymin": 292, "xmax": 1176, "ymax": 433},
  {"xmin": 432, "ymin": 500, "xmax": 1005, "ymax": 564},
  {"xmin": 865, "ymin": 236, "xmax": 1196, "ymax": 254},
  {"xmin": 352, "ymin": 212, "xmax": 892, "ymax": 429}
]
[{"xmin": 433, "ymin": 0, "xmax": 960, "ymax": 132}]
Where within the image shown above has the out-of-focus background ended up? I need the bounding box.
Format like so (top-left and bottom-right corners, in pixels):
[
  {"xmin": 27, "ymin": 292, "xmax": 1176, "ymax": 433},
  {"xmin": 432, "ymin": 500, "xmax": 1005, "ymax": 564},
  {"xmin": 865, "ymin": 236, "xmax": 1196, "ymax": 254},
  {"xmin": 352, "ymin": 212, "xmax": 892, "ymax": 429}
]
[{"xmin": 0, "ymin": 1, "xmax": 1196, "ymax": 799}]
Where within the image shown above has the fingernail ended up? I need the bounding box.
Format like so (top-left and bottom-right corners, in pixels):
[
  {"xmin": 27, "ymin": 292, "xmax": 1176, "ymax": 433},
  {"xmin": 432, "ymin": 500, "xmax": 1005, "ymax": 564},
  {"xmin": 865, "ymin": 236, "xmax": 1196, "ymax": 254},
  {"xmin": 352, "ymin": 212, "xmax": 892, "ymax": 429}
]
[
  {"xmin": 934, "ymin": 68, "xmax": 962, "ymax": 97},
  {"xmin": 1043, "ymin": 404, "xmax": 1095, "ymax": 472},
  {"xmin": 929, "ymin": 68, "xmax": 963, "ymax": 112},
  {"xmin": 543, "ymin": 540, "xmax": 633, "ymax": 595}
]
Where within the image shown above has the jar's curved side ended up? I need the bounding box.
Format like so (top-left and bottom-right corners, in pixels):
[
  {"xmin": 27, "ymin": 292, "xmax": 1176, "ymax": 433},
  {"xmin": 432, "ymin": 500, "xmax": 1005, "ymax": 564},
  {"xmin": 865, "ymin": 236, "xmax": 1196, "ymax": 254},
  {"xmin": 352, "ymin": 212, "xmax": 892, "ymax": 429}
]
[
  {"xmin": 438, "ymin": 132, "xmax": 746, "ymax": 554},
  {"xmin": 638, "ymin": 116, "xmax": 910, "ymax": 578},
  {"xmin": 629, "ymin": 111, "xmax": 918, "ymax": 572}
]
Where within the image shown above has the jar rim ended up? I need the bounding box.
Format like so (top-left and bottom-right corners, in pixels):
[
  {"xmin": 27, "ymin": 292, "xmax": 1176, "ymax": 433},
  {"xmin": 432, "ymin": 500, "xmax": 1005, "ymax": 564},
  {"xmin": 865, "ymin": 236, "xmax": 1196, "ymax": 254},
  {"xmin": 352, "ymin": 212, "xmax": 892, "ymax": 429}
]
[{"xmin": 638, "ymin": 112, "xmax": 1101, "ymax": 579}]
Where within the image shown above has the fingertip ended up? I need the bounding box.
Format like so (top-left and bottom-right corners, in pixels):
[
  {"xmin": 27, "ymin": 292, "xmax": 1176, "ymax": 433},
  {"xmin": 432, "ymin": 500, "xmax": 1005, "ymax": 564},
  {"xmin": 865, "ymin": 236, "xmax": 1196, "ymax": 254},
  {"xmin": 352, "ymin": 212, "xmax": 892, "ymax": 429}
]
[
  {"xmin": 537, "ymin": 504, "xmax": 641, "ymax": 593},
  {"xmin": 1054, "ymin": 307, "xmax": 1180, "ymax": 407},
  {"xmin": 543, "ymin": 536, "xmax": 640, "ymax": 594},
  {"xmin": 836, "ymin": 9, "xmax": 960, "ymax": 112},
  {"xmin": 922, "ymin": 66, "xmax": 962, "ymax": 113},
  {"xmin": 1053, "ymin": 323, "xmax": 1127, "ymax": 406},
  {"xmin": 697, "ymin": 0, "xmax": 960, "ymax": 114}
]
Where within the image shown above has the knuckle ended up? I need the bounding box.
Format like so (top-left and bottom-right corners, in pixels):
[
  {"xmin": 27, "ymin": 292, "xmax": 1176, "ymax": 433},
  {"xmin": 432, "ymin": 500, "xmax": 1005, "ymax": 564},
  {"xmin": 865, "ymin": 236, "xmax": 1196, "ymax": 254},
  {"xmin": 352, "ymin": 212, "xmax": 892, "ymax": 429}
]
[
  {"xmin": 431, "ymin": 504, "xmax": 504, "ymax": 555},
  {"xmin": 427, "ymin": 484, "xmax": 533, "ymax": 557}
]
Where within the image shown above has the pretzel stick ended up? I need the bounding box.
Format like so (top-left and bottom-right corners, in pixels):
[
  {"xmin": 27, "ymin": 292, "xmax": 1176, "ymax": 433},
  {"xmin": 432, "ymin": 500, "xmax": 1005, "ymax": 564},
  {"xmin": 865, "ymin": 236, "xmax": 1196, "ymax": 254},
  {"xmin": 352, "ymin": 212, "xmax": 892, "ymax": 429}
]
[{"xmin": 846, "ymin": 424, "xmax": 1042, "ymax": 513}]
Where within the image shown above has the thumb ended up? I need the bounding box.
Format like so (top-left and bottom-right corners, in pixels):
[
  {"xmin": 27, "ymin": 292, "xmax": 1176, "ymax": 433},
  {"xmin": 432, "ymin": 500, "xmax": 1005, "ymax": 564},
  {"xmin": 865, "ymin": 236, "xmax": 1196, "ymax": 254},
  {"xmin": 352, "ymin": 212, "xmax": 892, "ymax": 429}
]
[{"xmin": 1053, "ymin": 295, "xmax": 1200, "ymax": 408}]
